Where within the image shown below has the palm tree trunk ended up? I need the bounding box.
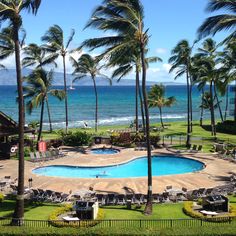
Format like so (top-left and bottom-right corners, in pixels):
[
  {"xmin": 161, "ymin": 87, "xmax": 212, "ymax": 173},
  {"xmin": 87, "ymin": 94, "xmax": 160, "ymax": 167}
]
[
  {"xmin": 92, "ymin": 77, "xmax": 98, "ymax": 132},
  {"xmin": 12, "ymin": 21, "xmax": 25, "ymax": 225},
  {"xmin": 224, "ymin": 85, "xmax": 229, "ymax": 121},
  {"xmin": 186, "ymin": 73, "xmax": 191, "ymax": 147},
  {"xmin": 135, "ymin": 66, "xmax": 139, "ymax": 132},
  {"xmin": 210, "ymin": 81, "xmax": 216, "ymax": 137},
  {"xmin": 46, "ymin": 96, "xmax": 52, "ymax": 132},
  {"xmin": 141, "ymin": 43, "xmax": 152, "ymax": 216},
  {"xmin": 200, "ymin": 88, "xmax": 205, "ymax": 126},
  {"xmin": 214, "ymin": 83, "xmax": 223, "ymax": 122},
  {"xmin": 62, "ymin": 55, "xmax": 68, "ymax": 134},
  {"xmin": 234, "ymin": 80, "xmax": 236, "ymax": 123},
  {"xmin": 137, "ymin": 69, "xmax": 146, "ymax": 133},
  {"xmin": 159, "ymin": 107, "xmax": 164, "ymax": 128},
  {"xmin": 37, "ymin": 97, "xmax": 45, "ymax": 142},
  {"xmin": 189, "ymin": 81, "xmax": 193, "ymax": 132}
]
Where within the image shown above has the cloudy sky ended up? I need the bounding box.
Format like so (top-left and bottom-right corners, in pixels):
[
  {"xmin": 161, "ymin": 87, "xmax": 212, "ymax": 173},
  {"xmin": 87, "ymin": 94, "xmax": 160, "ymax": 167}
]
[{"xmin": 1, "ymin": 0, "xmax": 229, "ymax": 83}]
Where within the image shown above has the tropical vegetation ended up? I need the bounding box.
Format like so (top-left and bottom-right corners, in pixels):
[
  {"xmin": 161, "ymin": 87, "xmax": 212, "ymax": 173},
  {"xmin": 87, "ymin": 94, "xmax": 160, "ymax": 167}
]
[
  {"xmin": 148, "ymin": 84, "xmax": 176, "ymax": 128},
  {"xmin": 0, "ymin": 0, "xmax": 236, "ymax": 227}
]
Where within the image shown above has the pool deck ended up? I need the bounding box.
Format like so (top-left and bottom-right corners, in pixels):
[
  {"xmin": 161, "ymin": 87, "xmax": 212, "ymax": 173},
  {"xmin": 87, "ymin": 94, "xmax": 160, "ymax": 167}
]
[{"xmin": 0, "ymin": 146, "xmax": 235, "ymax": 194}]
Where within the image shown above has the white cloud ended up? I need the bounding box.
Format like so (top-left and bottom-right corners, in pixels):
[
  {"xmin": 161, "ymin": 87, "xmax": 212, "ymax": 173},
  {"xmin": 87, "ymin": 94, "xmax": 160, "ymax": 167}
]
[
  {"xmin": 156, "ymin": 48, "xmax": 167, "ymax": 54},
  {"xmin": 162, "ymin": 63, "xmax": 171, "ymax": 72}
]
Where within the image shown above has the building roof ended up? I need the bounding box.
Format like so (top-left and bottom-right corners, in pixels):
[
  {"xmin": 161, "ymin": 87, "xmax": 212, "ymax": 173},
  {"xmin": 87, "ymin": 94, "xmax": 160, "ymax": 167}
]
[{"xmin": 0, "ymin": 111, "xmax": 34, "ymax": 137}]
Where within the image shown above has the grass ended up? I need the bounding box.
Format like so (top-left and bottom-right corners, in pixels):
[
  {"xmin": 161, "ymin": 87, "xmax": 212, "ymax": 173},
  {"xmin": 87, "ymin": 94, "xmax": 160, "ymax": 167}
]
[
  {"xmin": 0, "ymin": 200, "xmax": 61, "ymax": 220},
  {"xmin": 0, "ymin": 225, "xmax": 236, "ymax": 236},
  {"xmin": 39, "ymin": 119, "xmax": 236, "ymax": 153},
  {"xmin": 102, "ymin": 203, "xmax": 190, "ymax": 219},
  {"xmin": 1, "ymin": 199, "xmax": 236, "ymax": 235}
]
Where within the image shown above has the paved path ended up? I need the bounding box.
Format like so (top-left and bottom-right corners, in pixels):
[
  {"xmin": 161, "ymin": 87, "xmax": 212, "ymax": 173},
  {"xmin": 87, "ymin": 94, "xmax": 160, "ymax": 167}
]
[{"xmin": 0, "ymin": 147, "xmax": 235, "ymax": 194}]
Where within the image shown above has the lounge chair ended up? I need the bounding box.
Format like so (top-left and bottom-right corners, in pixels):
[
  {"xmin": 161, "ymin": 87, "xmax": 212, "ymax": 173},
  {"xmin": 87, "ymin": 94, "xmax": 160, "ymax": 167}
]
[
  {"xmin": 29, "ymin": 152, "xmax": 36, "ymax": 162},
  {"xmin": 134, "ymin": 193, "xmax": 144, "ymax": 204},
  {"xmin": 116, "ymin": 194, "xmax": 126, "ymax": 205},
  {"xmin": 190, "ymin": 145, "xmax": 197, "ymax": 152},
  {"xmin": 197, "ymin": 145, "xmax": 203, "ymax": 152},
  {"xmin": 106, "ymin": 194, "xmax": 117, "ymax": 205},
  {"xmin": 126, "ymin": 194, "xmax": 134, "ymax": 204},
  {"xmin": 152, "ymin": 193, "xmax": 160, "ymax": 203},
  {"xmin": 95, "ymin": 194, "xmax": 106, "ymax": 205},
  {"xmin": 35, "ymin": 152, "xmax": 43, "ymax": 162},
  {"xmin": 62, "ymin": 216, "xmax": 80, "ymax": 222}
]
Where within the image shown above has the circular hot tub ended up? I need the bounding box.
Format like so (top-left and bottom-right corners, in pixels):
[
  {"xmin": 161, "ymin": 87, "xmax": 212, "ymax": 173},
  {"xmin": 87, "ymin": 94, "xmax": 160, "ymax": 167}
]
[{"xmin": 91, "ymin": 148, "xmax": 120, "ymax": 155}]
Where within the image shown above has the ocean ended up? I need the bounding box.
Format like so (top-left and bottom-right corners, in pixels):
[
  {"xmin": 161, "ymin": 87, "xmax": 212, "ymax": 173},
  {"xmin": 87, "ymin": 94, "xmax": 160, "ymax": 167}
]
[{"xmin": 0, "ymin": 85, "xmax": 233, "ymax": 129}]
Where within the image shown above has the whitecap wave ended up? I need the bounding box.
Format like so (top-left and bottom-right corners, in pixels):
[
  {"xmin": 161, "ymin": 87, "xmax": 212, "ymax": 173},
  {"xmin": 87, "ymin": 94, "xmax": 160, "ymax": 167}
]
[{"xmin": 43, "ymin": 113, "xmax": 186, "ymax": 129}]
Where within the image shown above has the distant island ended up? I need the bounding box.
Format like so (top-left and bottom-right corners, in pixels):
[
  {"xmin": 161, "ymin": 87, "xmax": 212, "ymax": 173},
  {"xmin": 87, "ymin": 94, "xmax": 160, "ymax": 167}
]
[{"xmin": 0, "ymin": 69, "xmax": 184, "ymax": 86}]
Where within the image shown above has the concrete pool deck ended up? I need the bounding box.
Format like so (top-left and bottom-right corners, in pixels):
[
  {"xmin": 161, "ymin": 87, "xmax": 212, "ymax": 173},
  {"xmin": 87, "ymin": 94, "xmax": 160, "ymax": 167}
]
[{"xmin": 0, "ymin": 147, "xmax": 235, "ymax": 194}]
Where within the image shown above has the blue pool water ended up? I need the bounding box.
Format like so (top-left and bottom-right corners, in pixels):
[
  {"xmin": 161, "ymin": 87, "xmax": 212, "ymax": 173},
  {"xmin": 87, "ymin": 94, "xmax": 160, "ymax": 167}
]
[
  {"xmin": 32, "ymin": 156, "xmax": 204, "ymax": 178},
  {"xmin": 91, "ymin": 148, "xmax": 119, "ymax": 154}
]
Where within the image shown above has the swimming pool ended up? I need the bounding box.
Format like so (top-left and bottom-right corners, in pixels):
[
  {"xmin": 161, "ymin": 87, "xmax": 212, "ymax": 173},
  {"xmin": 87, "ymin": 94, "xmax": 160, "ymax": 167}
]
[
  {"xmin": 32, "ymin": 156, "xmax": 204, "ymax": 178},
  {"xmin": 91, "ymin": 148, "xmax": 119, "ymax": 154}
]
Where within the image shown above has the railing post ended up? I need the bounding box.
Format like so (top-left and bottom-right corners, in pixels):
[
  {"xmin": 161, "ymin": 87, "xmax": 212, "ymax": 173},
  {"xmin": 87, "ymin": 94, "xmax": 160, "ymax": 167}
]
[
  {"xmin": 201, "ymin": 219, "xmax": 203, "ymax": 226},
  {"xmin": 139, "ymin": 219, "xmax": 142, "ymax": 228},
  {"xmin": 170, "ymin": 219, "xmax": 173, "ymax": 228}
]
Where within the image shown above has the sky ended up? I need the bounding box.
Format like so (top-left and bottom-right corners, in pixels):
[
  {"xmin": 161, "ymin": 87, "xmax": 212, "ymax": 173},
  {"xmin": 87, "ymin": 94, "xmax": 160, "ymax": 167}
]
[{"xmin": 1, "ymin": 0, "xmax": 230, "ymax": 83}]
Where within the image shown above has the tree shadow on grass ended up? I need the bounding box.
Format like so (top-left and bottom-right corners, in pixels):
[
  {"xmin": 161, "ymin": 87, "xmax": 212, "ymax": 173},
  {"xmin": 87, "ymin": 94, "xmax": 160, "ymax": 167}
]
[{"xmin": 101, "ymin": 205, "xmax": 143, "ymax": 214}]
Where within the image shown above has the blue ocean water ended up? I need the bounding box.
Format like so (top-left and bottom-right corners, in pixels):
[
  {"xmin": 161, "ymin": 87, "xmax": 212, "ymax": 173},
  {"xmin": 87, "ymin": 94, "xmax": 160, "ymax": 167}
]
[
  {"xmin": 0, "ymin": 85, "xmax": 231, "ymax": 129},
  {"xmin": 32, "ymin": 156, "xmax": 204, "ymax": 178}
]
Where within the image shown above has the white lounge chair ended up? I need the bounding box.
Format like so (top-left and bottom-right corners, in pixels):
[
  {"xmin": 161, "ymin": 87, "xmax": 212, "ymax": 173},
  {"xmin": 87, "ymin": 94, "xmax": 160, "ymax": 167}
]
[{"xmin": 62, "ymin": 216, "xmax": 80, "ymax": 222}]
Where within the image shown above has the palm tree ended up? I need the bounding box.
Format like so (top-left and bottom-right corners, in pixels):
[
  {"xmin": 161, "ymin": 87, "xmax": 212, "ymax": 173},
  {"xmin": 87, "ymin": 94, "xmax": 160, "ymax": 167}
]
[
  {"xmin": 82, "ymin": 0, "xmax": 153, "ymax": 215},
  {"xmin": 22, "ymin": 43, "xmax": 57, "ymax": 132},
  {"xmin": 70, "ymin": 54, "xmax": 111, "ymax": 132},
  {"xmin": 109, "ymin": 47, "xmax": 161, "ymax": 133},
  {"xmin": 199, "ymin": 91, "xmax": 218, "ymax": 121},
  {"xmin": 169, "ymin": 40, "xmax": 193, "ymax": 147},
  {"xmin": 195, "ymin": 38, "xmax": 221, "ymax": 137},
  {"xmin": 218, "ymin": 38, "xmax": 236, "ymax": 122},
  {"xmin": 148, "ymin": 84, "xmax": 176, "ymax": 128},
  {"xmin": 41, "ymin": 25, "xmax": 75, "ymax": 134},
  {"xmin": 198, "ymin": 0, "xmax": 236, "ymax": 42},
  {"xmin": 0, "ymin": 0, "xmax": 41, "ymax": 223},
  {"xmin": 23, "ymin": 69, "xmax": 65, "ymax": 142}
]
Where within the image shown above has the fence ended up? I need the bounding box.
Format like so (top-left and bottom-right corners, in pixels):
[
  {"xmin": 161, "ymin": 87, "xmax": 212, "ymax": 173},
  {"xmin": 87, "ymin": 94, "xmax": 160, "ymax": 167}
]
[
  {"xmin": 0, "ymin": 217, "xmax": 235, "ymax": 229},
  {"xmin": 160, "ymin": 135, "xmax": 236, "ymax": 147}
]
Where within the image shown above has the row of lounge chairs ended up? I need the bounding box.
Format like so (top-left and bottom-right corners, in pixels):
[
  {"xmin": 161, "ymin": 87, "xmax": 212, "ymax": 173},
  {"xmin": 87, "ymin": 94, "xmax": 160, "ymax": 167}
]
[
  {"xmin": 188, "ymin": 144, "xmax": 203, "ymax": 152},
  {"xmin": 30, "ymin": 188, "xmax": 70, "ymax": 203},
  {"xmin": 216, "ymin": 149, "xmax": 236, "ymax": 163},
  {"xmin": 29, "ymin": 149, "xmax": 65, "ymax": 162},
  {"xmin": 0, "ymin": 176, "xmax": 17, "ymax": 191}
]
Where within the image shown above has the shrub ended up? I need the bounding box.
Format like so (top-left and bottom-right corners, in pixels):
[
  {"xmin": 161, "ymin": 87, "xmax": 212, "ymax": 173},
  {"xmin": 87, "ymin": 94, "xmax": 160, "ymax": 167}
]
[
  {"xmin": 150, "ymin": 134, "xmax": 161, "ymax": 147},
  {"xmin": 183, "ymin": 201, "xmax": 236, "ymax": 222},
  {"xmin": 60, "ymin": 131, "xmax": 92, "ymax": 146},
  {"xmin": 0, "ymin": 193, "xmax": 4, "ymax": 203},
  {"xmin": 49, "ymin": 204, "xmax": 105, "ymax": 228}
]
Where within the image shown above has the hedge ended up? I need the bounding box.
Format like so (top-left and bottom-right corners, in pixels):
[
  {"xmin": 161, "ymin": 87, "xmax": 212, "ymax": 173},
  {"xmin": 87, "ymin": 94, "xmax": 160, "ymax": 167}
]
[
  {"xmin": 48, "ymin": 203, "xmax": 105, "ymax": 228},
  {"xmin": 183, "ymin": 201, "xmax": 236, "ymax": 222}
]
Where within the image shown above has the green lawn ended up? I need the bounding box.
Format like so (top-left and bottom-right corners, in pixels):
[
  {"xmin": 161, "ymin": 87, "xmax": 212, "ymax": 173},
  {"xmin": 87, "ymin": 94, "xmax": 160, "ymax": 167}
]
[
  {"xmin": 0, "ymin": 200, "xmax": 60, "ymax": 220},
  {"xmin": 39, "ymin": 120, "xmax": 236, "ymax": 153},
  {"xmin": 102, "ymin": 203, "xmax": 190, "ymax": 219}
]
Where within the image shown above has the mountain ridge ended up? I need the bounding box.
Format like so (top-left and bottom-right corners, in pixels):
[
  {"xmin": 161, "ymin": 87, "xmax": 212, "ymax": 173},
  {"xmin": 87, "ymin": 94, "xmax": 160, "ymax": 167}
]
[{"xmin": 0, "ymin": 69, "xmax": 184, "ymax": 86}]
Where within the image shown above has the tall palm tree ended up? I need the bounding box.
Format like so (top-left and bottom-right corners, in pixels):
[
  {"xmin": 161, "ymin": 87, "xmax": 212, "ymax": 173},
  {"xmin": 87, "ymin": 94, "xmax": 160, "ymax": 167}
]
[
  {"xmin": 109, "ymin": 47, "xmax": 161, "ymax": 133},
  {"xmin": 198, "ymin": 0, "xmax": 236, "ymax": 42},
  {"xmin": 22, "ymin": 43, "xmax": 57, "ymax": 132},
  {"xmin": 70, "ymin": 54, "xmax": 111, "ymax": 132},
  {"xmin": 82, "ymin": 0, "xmax": 153, "ymax": 215},
  {"xmin": 195, "ymin": 38, "xmax": 221, "ymax": 137},
  {"xmin": 169, "ymin": 40, "xmax": 193, "ymax": 147},
  {"xmin": 0, "ymin": 0, "xmax": 41, "ymax": 223},
  {"xmin": 23, "ymin": 69, "xmax": 65, "ymax": 142},
  {"xmin": 218, "ymin": 38, "xmax": 236, "ymax": 121},
  {"xmin": 41, "ymin": 25, "xmax": 75, "ymax": 134},
  {"xmin": 148, "ymin": 84, "xmax": 176, "ymax": 128}
]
